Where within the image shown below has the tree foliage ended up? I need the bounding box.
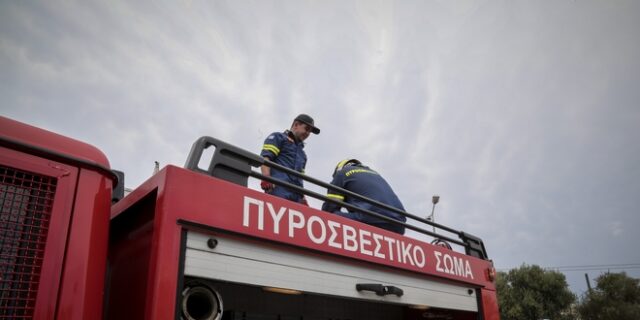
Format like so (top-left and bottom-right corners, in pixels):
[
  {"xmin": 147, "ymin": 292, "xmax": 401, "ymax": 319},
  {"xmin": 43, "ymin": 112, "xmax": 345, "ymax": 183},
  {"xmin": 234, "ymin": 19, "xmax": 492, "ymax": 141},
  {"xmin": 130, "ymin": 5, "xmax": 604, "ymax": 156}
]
[
  {"xmin": 496, "ymin": 264, "xmax": 576, "ymax": 320},
  {"xmin": 577, "ymin": 272, "xmax": 640, "ymax": 320}
]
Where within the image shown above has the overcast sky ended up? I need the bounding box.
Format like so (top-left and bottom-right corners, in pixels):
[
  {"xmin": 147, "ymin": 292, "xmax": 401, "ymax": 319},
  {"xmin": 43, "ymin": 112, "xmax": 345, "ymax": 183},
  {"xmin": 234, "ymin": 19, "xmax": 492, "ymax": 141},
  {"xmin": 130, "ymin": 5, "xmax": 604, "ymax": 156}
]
[{"xmin": 2, "ymin": 1, "xmax": 639, "ymax": 295}]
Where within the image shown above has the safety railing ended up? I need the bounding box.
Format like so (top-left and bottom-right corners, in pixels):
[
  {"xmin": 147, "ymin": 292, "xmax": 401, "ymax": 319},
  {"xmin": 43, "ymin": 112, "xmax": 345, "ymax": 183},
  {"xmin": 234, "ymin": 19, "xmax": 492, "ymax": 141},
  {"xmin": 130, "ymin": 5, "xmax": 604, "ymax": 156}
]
[{"xmin": 184, "ymin": 136, "xmax": 489, "ymax": 260}]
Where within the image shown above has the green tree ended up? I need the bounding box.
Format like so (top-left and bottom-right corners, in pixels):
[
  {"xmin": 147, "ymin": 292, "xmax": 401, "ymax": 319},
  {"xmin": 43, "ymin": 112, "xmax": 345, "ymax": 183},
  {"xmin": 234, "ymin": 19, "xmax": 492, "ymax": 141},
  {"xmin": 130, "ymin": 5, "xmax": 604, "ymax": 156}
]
[
  {"xmin": 497, "ymin": 264, "xmax": 576, "ymax": 320},
  {"xmin": 577, "ymin": 272, "xmax": 640, "ymax": 320}
]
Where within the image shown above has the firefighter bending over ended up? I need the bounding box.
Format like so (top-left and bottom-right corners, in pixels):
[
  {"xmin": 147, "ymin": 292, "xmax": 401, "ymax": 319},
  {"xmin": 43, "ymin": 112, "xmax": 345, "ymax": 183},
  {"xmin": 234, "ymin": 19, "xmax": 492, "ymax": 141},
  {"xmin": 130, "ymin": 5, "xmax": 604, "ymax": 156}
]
[
  {"xmin": 322, "ymin": 159, "xmax": 407, "ymax": 234},
  {"xmin": 260, "ymin": 114, "xmax": 320, "ymax": 205}
]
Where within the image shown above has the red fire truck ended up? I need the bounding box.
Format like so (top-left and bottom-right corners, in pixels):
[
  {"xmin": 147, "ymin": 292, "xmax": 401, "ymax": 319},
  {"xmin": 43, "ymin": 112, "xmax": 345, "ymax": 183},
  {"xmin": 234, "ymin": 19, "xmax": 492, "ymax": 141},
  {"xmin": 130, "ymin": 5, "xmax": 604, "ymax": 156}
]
[{"xmin": 0, "ymin": 116, "xmax": 500, "ymax": 320}]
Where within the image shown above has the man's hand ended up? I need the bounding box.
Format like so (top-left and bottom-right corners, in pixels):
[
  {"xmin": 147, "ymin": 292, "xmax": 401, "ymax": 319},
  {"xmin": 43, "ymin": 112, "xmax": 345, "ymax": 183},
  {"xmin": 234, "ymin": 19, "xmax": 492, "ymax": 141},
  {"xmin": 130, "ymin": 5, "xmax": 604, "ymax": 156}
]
[{"xmin": 260, "ymin": 181, "xmax": 274, "ymax": 193}]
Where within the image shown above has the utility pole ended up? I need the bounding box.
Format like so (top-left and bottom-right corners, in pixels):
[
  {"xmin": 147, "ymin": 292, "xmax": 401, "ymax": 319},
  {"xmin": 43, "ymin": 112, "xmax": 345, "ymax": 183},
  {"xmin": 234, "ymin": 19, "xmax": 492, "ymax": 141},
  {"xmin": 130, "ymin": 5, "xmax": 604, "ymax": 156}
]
[
  {"xmin": 427, "ymin": 195, "xmax": 440, "ymax": 233},
  {"xmin": 585, "ymin": 273, "xmax": 592, "ymax": 294}
]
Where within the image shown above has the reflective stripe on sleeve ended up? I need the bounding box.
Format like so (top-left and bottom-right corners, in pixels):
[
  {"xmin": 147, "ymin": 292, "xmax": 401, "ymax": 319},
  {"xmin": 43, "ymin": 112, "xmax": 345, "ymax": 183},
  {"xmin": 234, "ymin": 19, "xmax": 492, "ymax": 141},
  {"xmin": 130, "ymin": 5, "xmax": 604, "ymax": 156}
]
[
  {"xmin": 262, "ymin": 144, "xmax": 280, "ymax": 155},
  {"xmin": 327, "ymin": 193, "xmax": 345, "ymax": 200}
]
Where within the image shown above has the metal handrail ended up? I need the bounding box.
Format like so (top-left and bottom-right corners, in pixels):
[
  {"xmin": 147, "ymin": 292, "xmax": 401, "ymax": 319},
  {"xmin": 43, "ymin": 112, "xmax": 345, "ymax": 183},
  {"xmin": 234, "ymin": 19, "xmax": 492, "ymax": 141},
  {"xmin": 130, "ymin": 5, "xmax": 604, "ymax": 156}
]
[{"xmin": 184, "ymin": 136, "xmax": 488, "ymax": 259}]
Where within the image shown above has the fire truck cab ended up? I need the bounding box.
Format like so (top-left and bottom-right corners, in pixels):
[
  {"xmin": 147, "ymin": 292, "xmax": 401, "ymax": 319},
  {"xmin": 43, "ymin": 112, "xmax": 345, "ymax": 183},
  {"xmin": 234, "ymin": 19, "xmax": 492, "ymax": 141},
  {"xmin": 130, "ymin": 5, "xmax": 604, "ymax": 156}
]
[{"xmin": 0, "ymin": 116, "xmax": 500, "ymax": 320}]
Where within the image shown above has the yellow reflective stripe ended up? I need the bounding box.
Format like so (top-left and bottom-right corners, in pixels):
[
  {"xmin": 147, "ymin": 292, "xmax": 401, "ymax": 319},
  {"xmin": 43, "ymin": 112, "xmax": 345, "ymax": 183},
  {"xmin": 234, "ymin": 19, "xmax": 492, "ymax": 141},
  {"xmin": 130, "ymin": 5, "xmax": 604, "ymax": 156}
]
[
  {"xmin": 336, "ymin": 159, "xmax": 350, "ymax": 171},
  {"xmin": 262, "ymin": 144, "xmax": 280, "ymax": 155},
  {"xmin": 263, "ymin": 147, "xmax": 279, "ymax": 155},
  {"xmin": 327, "ymin": 193, "xmax": 345, "ymax": 200},
  {"xmin": 263, "ymin": 144, "xmax": 280, "ymax": 153},
  {"xmin": 345, "ymin": 168, "xmax": 376, "ymax": 177}
]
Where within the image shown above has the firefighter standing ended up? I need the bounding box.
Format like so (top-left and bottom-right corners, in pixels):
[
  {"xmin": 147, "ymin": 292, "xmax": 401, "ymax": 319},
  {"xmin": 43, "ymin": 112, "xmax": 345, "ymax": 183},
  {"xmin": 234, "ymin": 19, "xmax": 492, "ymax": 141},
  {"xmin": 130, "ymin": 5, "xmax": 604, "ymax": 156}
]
[
  {"xmin": 260, "ymin": 114, "xmax": 320, "ymax": 204},
  {"xmin": 322, "ymin": 159, "xmax": 407, "ymax": 234}
]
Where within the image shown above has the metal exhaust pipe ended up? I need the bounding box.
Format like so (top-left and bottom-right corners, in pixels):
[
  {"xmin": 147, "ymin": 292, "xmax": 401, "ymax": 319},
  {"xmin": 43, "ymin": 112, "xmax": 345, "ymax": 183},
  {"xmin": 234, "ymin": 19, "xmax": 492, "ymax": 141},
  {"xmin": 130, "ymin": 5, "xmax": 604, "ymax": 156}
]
[{"xmin": 181, "ymin": 282, "xmax": 223, "ymax": 320}]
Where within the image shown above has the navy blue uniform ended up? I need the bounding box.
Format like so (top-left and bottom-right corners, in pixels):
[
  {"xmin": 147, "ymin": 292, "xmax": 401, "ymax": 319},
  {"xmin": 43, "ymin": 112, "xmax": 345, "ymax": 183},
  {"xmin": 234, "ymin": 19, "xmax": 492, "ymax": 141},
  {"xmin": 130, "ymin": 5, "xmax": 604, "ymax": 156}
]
[
  {"xmin": 322, "ymin": 164, "xmax": 406, "ymax": 234},
  {"xmin": 261, "ymin": 131, "xmax": 307, "ymax": 203}
]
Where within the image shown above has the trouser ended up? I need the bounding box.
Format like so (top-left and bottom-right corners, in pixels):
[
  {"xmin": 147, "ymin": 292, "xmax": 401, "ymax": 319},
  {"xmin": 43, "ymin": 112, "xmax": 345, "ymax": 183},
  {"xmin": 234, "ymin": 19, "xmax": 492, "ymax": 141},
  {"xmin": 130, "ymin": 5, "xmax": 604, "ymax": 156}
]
[
  {"xmin": 334, "ymin": 211, "xmax": 405, "ymax": 235},
  {"xmin": 268, "ymin": 185, "xmax": 304, "ymax": 203},
  {"xmin": 369, "ymin": 221, "xmax": 405, "ymax": 235}
]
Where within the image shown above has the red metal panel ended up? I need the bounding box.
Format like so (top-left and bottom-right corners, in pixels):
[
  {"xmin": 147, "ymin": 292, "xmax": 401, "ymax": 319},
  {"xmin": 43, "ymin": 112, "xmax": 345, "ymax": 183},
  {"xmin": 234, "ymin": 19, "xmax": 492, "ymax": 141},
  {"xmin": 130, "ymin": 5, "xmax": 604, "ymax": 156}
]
[
  {"xmin": 480, "ymin": 289, "xmax": 500, "ymax": 320},
  {"xmin": 110, "ymin": 165, "xmax": 498, "ymax": 319},
  {"xmin": 168, "ymin": 165, "xmax": 494, "ymax": 286},
  {"xmin": 105, "ymin": 185, "xmax": 159, "ymax": 320},
  {"xmin": 0, "ymin": 116, "xmax": 110, "ymax": 168},
  {"xmin": 55, "ymin": 169, "xmax": 112, "ymax": 320},
  {"xmin": 1, "ymin": 117, "xmax": 115, "ymax": 319},
  {"xmin": 0, "ymin": 146, "xmax": 78, "ymax": 320}
]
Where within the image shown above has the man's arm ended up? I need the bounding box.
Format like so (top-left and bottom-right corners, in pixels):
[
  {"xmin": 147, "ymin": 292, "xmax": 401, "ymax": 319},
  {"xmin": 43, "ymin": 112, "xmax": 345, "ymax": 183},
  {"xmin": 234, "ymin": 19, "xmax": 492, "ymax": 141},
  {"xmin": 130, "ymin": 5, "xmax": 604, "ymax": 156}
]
[
  {"xmin": 260, "ymin": 133, "xmax": 282, "ymax": 193},
  {"xmin": 260, "ymin": 158, "xmax": 274, "ymax": 192},
  {"xmin": 260, "ymin": 158, "xmax": 271, "ymax": 177},
  {"xmin": 321, "ymin": 174, "xmax": 345, "ymax": 213},
  {"xmin": 321, "ymin": 194, "xmax": 344, "ymax": 213}
]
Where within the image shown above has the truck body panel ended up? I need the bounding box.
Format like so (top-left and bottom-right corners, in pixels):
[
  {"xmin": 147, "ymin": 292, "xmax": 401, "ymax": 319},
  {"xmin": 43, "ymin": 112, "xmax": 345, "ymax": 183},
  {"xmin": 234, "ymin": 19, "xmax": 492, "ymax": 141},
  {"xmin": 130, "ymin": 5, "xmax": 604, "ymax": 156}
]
[
  {"xmin": 0, "ymin": 116, "xmax": 500, "ymax": 320},
  {"xmin": 185, "ymin": 231, "xmax": 479, "ymax": 311},
  {"xmin": 107, "ymin": 165, "xmax": 499, "ymax": 319},
  {"xmin": 1, "ymin": 116, "xmax": 113, "ymax": 319}
]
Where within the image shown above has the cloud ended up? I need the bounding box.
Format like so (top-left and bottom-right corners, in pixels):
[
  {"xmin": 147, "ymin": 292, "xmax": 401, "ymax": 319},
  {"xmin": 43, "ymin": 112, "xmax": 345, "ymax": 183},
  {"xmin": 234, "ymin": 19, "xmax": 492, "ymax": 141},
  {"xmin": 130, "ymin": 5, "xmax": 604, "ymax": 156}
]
[
  {"xmin": 608, "ymin": 221, "xmax": 623, "ymax": 237},
  {"xmin": 2, "ymin": 0, "xmax": 640, "ymax": 295}
]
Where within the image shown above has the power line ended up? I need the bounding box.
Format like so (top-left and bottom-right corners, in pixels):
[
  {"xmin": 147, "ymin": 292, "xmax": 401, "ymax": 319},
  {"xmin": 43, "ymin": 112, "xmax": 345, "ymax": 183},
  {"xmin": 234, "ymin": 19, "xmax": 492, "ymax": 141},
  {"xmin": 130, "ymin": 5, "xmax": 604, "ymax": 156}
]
[
  {"xmin": 546, "ymin": 263, "xmax": 640, "ymax": 269},
  {"xmin": 496, "ymin": 263, "xmax": 640, "ymax": 273},
  {"xmin": 549, "ymin": 266, "xmax": 640, "ymax": 272}
]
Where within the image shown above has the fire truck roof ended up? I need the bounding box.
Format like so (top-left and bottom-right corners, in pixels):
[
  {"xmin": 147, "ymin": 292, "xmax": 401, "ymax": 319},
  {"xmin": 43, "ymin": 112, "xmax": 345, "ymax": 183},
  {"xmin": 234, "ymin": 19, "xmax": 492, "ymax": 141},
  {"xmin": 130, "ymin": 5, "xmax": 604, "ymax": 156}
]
[{"xmin": 0, "ymin": 116, "xmax": 111, "ymax": 170}]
